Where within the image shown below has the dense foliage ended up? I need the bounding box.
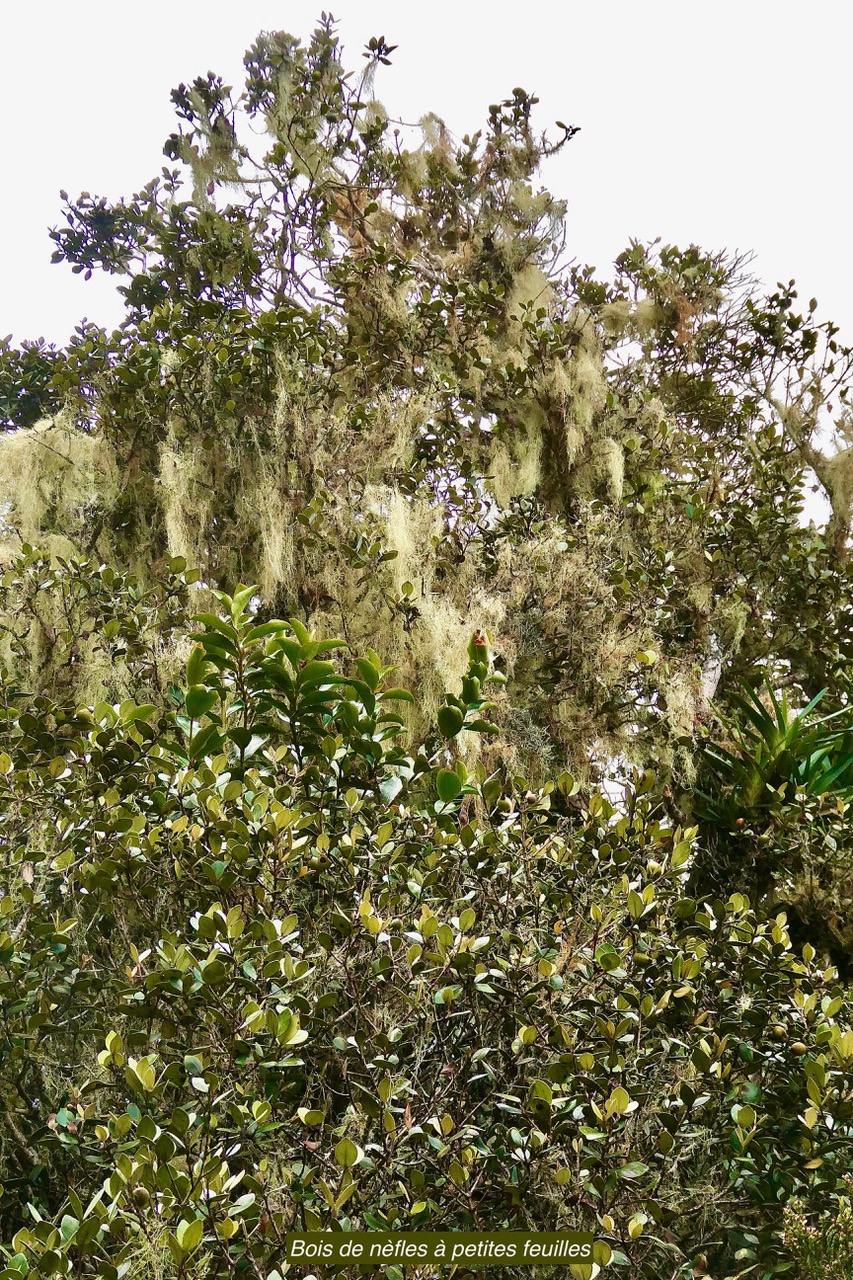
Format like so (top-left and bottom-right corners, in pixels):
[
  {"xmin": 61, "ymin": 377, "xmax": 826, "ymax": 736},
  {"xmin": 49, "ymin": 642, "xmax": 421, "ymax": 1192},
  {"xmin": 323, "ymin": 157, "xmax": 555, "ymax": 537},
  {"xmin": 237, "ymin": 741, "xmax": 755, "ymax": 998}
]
[
  {"xmin": 3, "ymin": 19, "xmax": 853, "ymax": 785},
  {"xmin": 0, "ymin": 584, "xmax": 851, "ymax": 1280},
  {"xmin": 2, "ymin": 16, "xmax": 853, "ymax": 1280}
]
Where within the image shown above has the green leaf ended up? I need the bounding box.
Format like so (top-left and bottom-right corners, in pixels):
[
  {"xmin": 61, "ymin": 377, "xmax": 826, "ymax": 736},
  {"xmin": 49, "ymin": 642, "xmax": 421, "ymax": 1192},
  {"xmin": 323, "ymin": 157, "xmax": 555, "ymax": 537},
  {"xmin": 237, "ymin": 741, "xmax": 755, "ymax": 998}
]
[
  {"xmin": 334, "ymin": 1137, "xmax": 363, "ymax": 1168},
  {"xmin": 297, "ymin": 1108, "xmax": 325, "ymax": 1126},
  {"xmin": 176, "ymin": 1218, "xmax": 204, "ymax": 1253},
  {"xmin": 185, "ymin": 686, "xmax": 218, "ymax": 719},
  {"xmin": 188, "ymin": 722, "xmax": 224, "ymax": 760},
  {"xmin": 605, "ymin": 1086, "xmax": 631, "ymax": 1117},
  {"xmin": 436, "ymin": 768, "xmax": 463, "ymax": 802},
  {"xmin": 186, "ymin": 645, "xmax": 211, "ymax": 685},
  {"xmin": 379, "ymin": 687, "xmax": 414, "ymax": 703},
  {"xmin": 437, "ymin": 704, "xmax": 465, "ymax": 738}
]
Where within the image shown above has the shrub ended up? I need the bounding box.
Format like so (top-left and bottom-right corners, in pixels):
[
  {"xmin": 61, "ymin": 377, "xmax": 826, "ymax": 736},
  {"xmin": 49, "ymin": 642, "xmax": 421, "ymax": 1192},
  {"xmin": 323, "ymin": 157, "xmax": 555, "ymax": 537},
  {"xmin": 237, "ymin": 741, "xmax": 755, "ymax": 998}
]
[
  {"xmin": 0, "ymin": 584, "xmax": 852, "ymax": 1278},
  {"xmin": 783, "ymin": 1180, "xmax": 853, "ymax": 1279}
]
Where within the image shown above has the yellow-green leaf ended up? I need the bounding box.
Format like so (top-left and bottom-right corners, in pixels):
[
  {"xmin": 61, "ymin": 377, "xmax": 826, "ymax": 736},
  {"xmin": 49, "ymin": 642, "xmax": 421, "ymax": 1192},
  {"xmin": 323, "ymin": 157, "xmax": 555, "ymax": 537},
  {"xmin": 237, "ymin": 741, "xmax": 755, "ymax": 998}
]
[{"xmin": 334, "ymin": 1137, "xmax": 363, "ymax": 1168}]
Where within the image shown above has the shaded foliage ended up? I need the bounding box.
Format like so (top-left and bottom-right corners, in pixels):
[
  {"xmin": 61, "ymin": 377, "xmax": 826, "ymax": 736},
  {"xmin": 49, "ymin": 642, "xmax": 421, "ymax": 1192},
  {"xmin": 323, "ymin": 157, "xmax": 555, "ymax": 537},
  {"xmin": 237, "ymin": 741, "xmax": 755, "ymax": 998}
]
[
  {"xmin": 1, "ymin": 17, "xmax": 853, "ymax": 1280},
  {"xmin": 0, "ymin": 580, "xmax": 851, "ymax": 1280}
]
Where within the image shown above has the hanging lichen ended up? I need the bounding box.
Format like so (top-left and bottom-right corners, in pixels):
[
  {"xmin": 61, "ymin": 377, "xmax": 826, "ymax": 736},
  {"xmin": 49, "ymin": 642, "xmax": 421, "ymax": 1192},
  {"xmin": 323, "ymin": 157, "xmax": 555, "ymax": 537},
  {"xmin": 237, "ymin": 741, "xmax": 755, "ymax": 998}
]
[
  {"xmin": 0, "ymin": 415, "xmax": 118, "ymax": 555},
  {"xmin": 3, "ymin": 19, "xmax": 853, "ymax": 799}
]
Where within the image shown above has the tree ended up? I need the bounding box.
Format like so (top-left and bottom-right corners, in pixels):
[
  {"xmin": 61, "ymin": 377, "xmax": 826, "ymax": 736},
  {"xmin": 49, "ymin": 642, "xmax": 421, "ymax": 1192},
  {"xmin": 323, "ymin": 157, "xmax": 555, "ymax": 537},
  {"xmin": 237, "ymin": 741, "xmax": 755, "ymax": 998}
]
[
  {"xmin": 2, "ymin": 17, "xmax": 852, "ymax": 788},
  {"xmin": 2, "ymin": 17, "xmax": 853, "ymax": 1276}
]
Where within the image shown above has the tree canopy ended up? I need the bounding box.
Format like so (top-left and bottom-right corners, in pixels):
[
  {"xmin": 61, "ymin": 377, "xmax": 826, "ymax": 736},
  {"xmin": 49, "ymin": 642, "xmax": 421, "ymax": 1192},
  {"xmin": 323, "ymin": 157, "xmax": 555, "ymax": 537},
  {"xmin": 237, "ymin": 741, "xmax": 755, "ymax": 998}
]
[
  {"xmin": 1, "ymin": 16, "xmax": 853, "ymax": 1280},
  {"xmin": 4, "ymin": 18, "xmax": 853, "ymax": 779}
]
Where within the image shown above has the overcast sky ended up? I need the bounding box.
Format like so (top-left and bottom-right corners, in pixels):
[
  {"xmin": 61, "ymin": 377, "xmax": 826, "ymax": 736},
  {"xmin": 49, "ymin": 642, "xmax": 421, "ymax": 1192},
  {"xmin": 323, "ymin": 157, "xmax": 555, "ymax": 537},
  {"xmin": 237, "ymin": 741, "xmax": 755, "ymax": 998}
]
[{"xmin": 3, "ymin": 1, "xmax": 851, "ymax": 348}]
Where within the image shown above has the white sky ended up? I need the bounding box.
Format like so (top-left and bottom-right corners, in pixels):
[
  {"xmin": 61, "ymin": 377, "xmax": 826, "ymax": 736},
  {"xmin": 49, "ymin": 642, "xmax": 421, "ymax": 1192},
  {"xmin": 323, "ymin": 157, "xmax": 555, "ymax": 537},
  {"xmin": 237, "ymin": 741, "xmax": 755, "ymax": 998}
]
[{"xmin": 2, "ymin": 1, "xmax": 851, "ymax": 349}]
